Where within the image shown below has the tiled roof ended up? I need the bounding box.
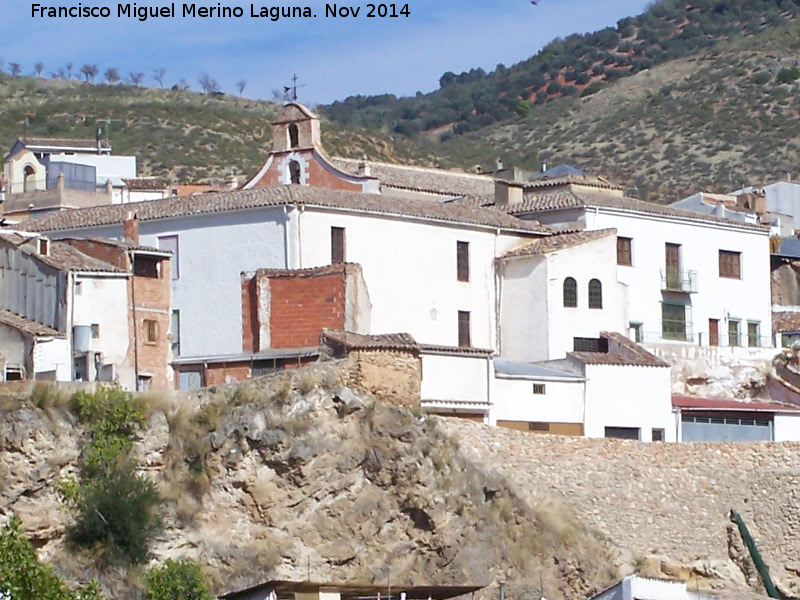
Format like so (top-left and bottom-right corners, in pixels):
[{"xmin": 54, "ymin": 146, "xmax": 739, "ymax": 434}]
[
  {"xmin": 122, "ymin": 177, "xmax": 169, "ymax": 190},
  {"xmin": 673, "ymin": 395, "xmax": 800, "ymax": 413},
  {"xmin": 503, "ymin": 229, "xmax": 616, "ymax": 258},
  {"xmin": 0, "ymin": 310, "xmax": 64, "ymax": 338},
  {"xmin": 521, "ymin": 174, "xmax": 621, "ymax": 191},
  {"xmin": 331, "ymin": 157, "xmax": 496, "ymax": 197},
  {"xmin": 570, "ymin": 332, "xmax": 669, "ymax": 368},
  {"xmin": 256, "ymin": 263, "xmax": 352, "ymax": 279},
  {"xmin": 24, "ymin": 185, "xmax": 551, "ymax": 235},
  {"xmin": 0, "ymin": 232, "xmax": 124, "ymax": 273},
  {"xmin": 773, "ymin": 311, "xmax": 800, "ymax": 333},
  {"xmin": 22, "ymin": 137, "xmax": 110, "ymax": 151},
  {"xmin": 321, "ymin": 330, "xmax": 420, "ymax": 352},
  {"xmin": 420, "ymin": 344, "xmax": 495, "ymax": 356},
  {"xmin": 60, "ymin": 237, "xmax": 168, "ymax": 255}
]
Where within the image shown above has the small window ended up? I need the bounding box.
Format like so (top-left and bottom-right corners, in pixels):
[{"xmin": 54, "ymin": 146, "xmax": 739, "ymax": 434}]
[
  {"xmin": 157, "ymin": 236, "xmax": 179, "ymax": 280},
  {"xmin": 458, "ymin": 311, "xmax": 471, "ymax": 348},
  {"xmin": 133, "ymin": 256, "xmax": 160, "ymax": 278},
  {"xmin": 456, "ymin": 241, "xmax": 469, "ymax": 282},
  {"xmin": 588, "ymin": 279, "xmax": 603, "ymax": 309},
  {"xmin": 652, "ymin": 429, "xmax": 665, "ymax": 442},
  {"xmin": 91, "ymin": 324, "xmax": 100, "ymax": 339},
  {"xmin": 563, "ymin": 277, "xmax": 577, "ymax": 308},
  {"xmin": 728, "ymin": 319, "xmax": 741, "ymax": 347},
  {"xmin": 748, "ymin": 322, "xmax": 760, "ymax": 348},
  {"xmin": 630, "ymin": 322, "xmax": 643, "ymax": 343},
  {"xmin": 719, "ymin": 250, "xmax": 741, "ymax": 279},
  {"xmin": 289, "ymin": 160, "xmax": 301, "ymax": 185},
  {"xmin": 288, "ymin": 124, "xmax": 300, "ymax": 148},
  {"xmin": 605, "ymin": 426, "xmax": 640, "ymax": 440},
  {"xmin": 331, "ymin": 227, "xmax": 346, "ymax": 264},
  {"xmin": 143, "ymin": 319, "xmax": 158, "ymax": 344},
  {"xmin": 38, "ymin": 238, "xmax": 49, "ymax": 256},
  {"xmin": 532, "ymin": 383, "xmax": 546, "ymax": 395},
  {"xmin": 573, "ymin": 337, "xmax": 608, "ymax": 352},
  {"xmin": 171, "ymin": 310, "xmax": 180, "ymax": 356},
  {"xmin": 528, "ymin": 422, "xmax": 549, "ymax": 431},
  {"xmin": 137, "ymin": 375, "xmax": 152, "ymax": 392},
  {"xmin": 616, "ymin": 237, "xmax": 632, "ymax": 266}
]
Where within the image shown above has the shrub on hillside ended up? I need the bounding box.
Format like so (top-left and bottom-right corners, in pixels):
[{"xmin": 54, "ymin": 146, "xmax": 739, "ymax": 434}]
[{"xmin": 145, "ymin": 559, "xmax": 212, "ymax": 600}]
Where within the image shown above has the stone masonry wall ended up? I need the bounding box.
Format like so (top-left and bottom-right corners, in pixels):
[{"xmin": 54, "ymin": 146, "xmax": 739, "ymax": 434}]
[
  {"xmin": 442, "ymin": 420, "xmax": 800, "ymax": 593},
  {"xmin": 339, "ymin": 351, "xmax": 421, "ymax": 407}
]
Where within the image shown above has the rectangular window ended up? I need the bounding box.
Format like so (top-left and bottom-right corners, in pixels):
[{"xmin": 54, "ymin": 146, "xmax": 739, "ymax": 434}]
[
  {"xmin": 133, "ymin": 256, "xmax": 160, "ymax": 278},
  {"xmin": 748, "ymin": 321, "xmax": 760, "ymax": 348},
  {"xmin": 91, "ymin": 324, "xmax": 100, "ymax": 339},
  {"xmin": 171, "ymin": 310, "xmax": 180, "ymax": 356},
  {"xmin": 458, "ymin": 311, "xmax": 471, "ymax": 348},
  {"xmin": 528, "ymin": 422, "xmax": 549, "ymax": 431},
  {"xmin": 719, "ymin": 250, "xmax": 741, "ymax": 279},
  {"xmin": 662, "ymin": 303, "xmax": 688, "ymax": 341},
  {"xmin": 709, "ymin": 318, "xmax": 720, "ymax": 346},
  {"xmin": 629, "ymin": 322, "xmax": 643, "ymax": 343},
  {"xmin": 532, "ymin": 383, "xmax": 546, "ymax": 395},
  {"xmin": 605, "ymin": 427, "xmax": 640, "ymax": 440},
  {"xmin": 157, "ymin": 236, "xmax": 179, "ymax": 280},
  {"xmin": 573, "ymin": 337, "xmax": 608, "ymax": 353},
  {"xmin": 456, "ymin": 241, "xmax": 470, "ymax": 282},
  {"xmin": 728, "ymin": 319, "xmax": 741, "ymax": 347},
  {"xmin": 665, "ymin": 243, "xmax": 682, "ymax": 289},
  {"xmin": 143, "ymin": 319, "xmax": 158, "ymax": 344},
  {"xmin": 652, "ymin": 429, "xmax": 665, "ymax": 442},
  {"xmin": 137, "ymin": 375, "xmax": 152, "ymax": 392},
  {"xmin": 616, "ymin": 237, "xmax": 632, "ymax": 266},
  {"xmin": 331, "ymin": 227, "xmax": 346, "ymax": 265}
]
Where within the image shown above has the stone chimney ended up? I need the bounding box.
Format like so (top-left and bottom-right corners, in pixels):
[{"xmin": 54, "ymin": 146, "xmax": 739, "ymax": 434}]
[
  {"xmin": 755, "ymin": 190, "xmax": 767, "ymax": 215},
  {"xmin": 495, "ymin": 180, "xmax": 525, "ymax": 207},
  {"xmin": 358, "ymin": 156, "xmax": 371, "ymax": 177},
  {"xmin": 123, "ymin": 212, "xmax": 139, "ymax": 245},
  {"xmin": 494, "ymin": 158, "xmax": 503, "ymax": 172}
]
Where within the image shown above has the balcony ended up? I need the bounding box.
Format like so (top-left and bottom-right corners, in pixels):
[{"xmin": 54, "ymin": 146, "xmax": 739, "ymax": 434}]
[{"xmin": 660, "ymin": 269, "xmax": 698, "ymax": 293}]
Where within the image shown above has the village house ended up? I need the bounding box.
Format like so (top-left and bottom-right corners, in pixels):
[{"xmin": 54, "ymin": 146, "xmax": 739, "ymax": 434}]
[
  {"xmin": 0, "ymin": 226, "xmax": 172, "ymax": 390},
  {"xmin": 220, "ymin": 580, "xmax": 483, "ymax": 600}
]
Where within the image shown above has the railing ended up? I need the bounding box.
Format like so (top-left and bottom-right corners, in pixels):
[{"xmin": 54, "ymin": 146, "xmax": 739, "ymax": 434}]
[
  {"xmin": 4, "ymin": 176, "xmax": 98, "ymax": 196},
  {"xmin": 660, "ymin": 268, "xmax": 698, "ymax": 293}
]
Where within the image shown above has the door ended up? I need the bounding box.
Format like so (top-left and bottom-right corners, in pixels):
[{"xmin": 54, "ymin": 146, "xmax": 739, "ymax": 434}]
[
  {"xmin": 709, "ymin": 318, "xmax": 719, "ymax": 346},
  {"xmin": 665, "ymin": 243, "xmax": 681, "ymax": 289}
]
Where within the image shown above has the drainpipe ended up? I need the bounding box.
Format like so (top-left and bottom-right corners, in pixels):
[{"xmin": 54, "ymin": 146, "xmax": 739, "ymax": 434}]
[
  {"xmin": 69, "ymin": 271, "xmax": 76, "ymax": 382},
  {"xmin": 128, "ymin": 251, "xmax": 140, "ymax": 391}
]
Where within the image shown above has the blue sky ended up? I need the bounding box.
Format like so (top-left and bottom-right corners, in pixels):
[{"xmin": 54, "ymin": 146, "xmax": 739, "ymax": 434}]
[{"xmin": 4, "ymin": 0, "xmax": 652, "ymax": 104}]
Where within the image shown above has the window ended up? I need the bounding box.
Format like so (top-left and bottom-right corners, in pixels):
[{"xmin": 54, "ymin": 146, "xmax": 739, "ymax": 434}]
[
  {"xmin": 38, "ymin": 238, "xmax": 49, "ymax": 255},
  {"xmin": 532, "ymin": 383, "xmax": 546, "ymax": 395},
  {"xmin": 719, "ymin": 250, "xmax": 741, "ymax": 279},
  {"xmin": 728, "ymin": 319, "xmax": 741, "ymax": 347},
  {"xmin": 662, "ymin": 303, "xmax": 688, "ymax": 341},
  {"xmin": 289, "ymin": 160, "xmax": 301, "ymax": 184},
  {"xmin": 630, "ymin": 322, "xmax": 643, "ymax": 343},
  {"xmin": 573, "ymin": 337, "xmax": 608, "ymax": 352},
  {"xmin": 709, "ymin": 318, "xmax": 720, "ymax": 346},
  {"xmin": 748, "ymin": 322, "xmax": 760, "ymax": 348},
  {"xmin": 528, "ymin": 422, "xmax": 549, "ymax": 431},
  {"xmin": 137, "ymin": 375, "xmax": 152, "ymax": 392},
  {"xmin": 91, "ymin": 324, "xmax": 100, "ymax": 339},
  {"xmin": 456, "ymin": 241, "xmax": 470, "ymax": 282},
  {"xmin": 288, "ymin": 124, "xmax": 299, "ymax": 148},
  {"xmin": 171, "ymin": 310, "xmax": 180, "ymax": 356},
  {"xmin": 588, "ymin": 279, "xmax": 603, "ymax": 309},
  {"xmin": 458, "ymin": 311, "xmax": 471, "ymax": 348},
  {"xmin": 133, "ymin": 256, "xmax": 160, "ymax": 278},
  {"xmin": 605, "ymin": 427, "xmax": 640, "ymax": 440},
  {"xmin": 665, "ymin": 243, "xmax": 682, "ymax": 289},
  {"xmin": 157, "ymin": 236, "xmax": 179, "ymax": 280},
  {"xmin": 331, "ymin": 227, "xmax": 346, "ymax": 264},
  {"xmin": 616, "ymin": 237, "xmax": 632, "ymax": 266},
  {"xmin": 652, "ymin": 429, "xmax": 665, "ymax": 442},
  {"xmin": 563, "ymin": 277, "xmax": 577, "ymax": 308},
  {"xmin": 143, "ymin": 319, "xmax": 158, "ymax": 344}
]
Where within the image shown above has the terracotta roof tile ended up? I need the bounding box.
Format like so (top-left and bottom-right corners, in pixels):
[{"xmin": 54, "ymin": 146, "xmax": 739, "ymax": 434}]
[
  {"xmin": 122, "ymin": 177, "xmax": 169, "ymax": 190},
  {"xmin": 503, "ymin": 229, "xmax": 617, "ymax": 258},
  {"xmin": 0, "ymin": 233, "xmax": 124, "ymax": 273},
  {"xmin": 521, "ymin": 174, "xmax": 621, "ymax": 191},
  {"xmin": 570, "ymin": 332, "xmax": 669, "ymax": 367},
  {"xmin": 321, "ymin": 330, "xmax": 420, "ymax": 352},
  {"xmin": 331, "ymin": 157, "xmax": 496, "ymax": 197},
  {"xmin": 256, "ymin": 264, "xmax": 353, "ymax": 278},
  {"xmin": 0, "ymin": 310, "xmax": 64, "ymax": 338},
  {"xmin": 24, "ymin": 185, "xmax": 551, "ymax": 235},
  {"xmin": 419, "ymin": 344, "xmax": 495, "ymax": 356}
]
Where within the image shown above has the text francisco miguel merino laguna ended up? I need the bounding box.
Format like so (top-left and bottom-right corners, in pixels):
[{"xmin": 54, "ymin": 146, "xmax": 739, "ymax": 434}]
[{"xmin": 32, "ymin": 3, "xmax": 411, "ymax": 20}]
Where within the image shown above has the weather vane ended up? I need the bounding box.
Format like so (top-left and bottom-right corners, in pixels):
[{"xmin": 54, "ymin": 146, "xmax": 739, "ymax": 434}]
[{"xmin": 283, "ymin": 74, "xmax": 305, "ymax": 102}]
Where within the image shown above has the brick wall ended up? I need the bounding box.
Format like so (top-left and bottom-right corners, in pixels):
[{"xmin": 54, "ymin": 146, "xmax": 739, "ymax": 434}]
[
  {"xmin": 131, "ymin": 259, "xmax": 172, "ymax": 391},
  {"xmin": 252, "ymin": 151, "xmax": 363, "ymax": 192},
  {"xmin": 269, "ymin": 271, "xmax": 346, "ymax": 347}
]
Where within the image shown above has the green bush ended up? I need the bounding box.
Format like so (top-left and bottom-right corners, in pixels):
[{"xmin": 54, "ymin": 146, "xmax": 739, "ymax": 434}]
[
  {"xmin": 0, "ymin": 515, "xmax": 103, "ymax": 600},
  {"xmin": 777, "ymin": 65, "xmax": 800, "ymax": 84},
  {"xmin": 145, "ymin": 559, "xmax": 212, "ymax": 600}
]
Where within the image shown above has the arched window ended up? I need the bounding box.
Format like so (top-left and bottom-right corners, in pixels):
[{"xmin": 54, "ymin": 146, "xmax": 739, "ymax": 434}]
[
  {"xmin": 289, "ymin": 160, "xmax": 301, "ymax": 185},
  {"xmin": 588, "ymin": 279, "xmax": 603, "ymax": 309},
  {"xmin": 288, "ymin": 124, "xmax": 299, "ymax": 148},
  {"xmin": 563, "ymin": 277, "xmax": 577, "ymax": 308},
  {"xmin": 23, "ymin": 165, "xmax": 36, "ymax": 192}
]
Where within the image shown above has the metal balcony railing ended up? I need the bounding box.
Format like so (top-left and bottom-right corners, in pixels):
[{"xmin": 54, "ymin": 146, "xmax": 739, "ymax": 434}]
[{"xmin": 660, "ymin": 268, "xmax": 698, "ymax": 293}]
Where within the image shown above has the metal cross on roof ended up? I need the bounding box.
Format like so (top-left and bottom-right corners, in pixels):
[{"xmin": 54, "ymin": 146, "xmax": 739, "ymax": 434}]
[{"xmin": 283, "ymin": 74, "xmax": 305, "ymax": 102}]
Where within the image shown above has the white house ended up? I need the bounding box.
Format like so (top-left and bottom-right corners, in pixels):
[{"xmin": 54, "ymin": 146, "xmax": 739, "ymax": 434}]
[{"xmin": 589, "ymin": 576, "xmax": 712, "ymax": 600}]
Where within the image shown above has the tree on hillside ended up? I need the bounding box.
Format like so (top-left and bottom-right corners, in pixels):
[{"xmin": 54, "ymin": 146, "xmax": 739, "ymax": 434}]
[
  {"xmin": 128, "ymin": 71, "xmax": 145, "ymax": 86},
  {"xmin": 104, "ymin": 68, "xmax": 120, "ymax": 84},
  {"xmin": 176, "ymin": 78, "xmax": 190, "ymax": 91},
  {"xmin": 34, "ymin": 62, "xmax": 43, "ymax": 77},
  {"xmin": 51, "ymin": 67, "xmax": 66, "ymax": 79},
  {"xmin": 236, "ymin": 79, "xmax": 246, "ymax": 96},
  {"xmin": 153, "ymin": 67, "xmax": 167, "ymax": 88},
  {"xmin": 8, "ymin": 63, "xmax": 20, "ymax": 77},
  {"xmin": 65, "ymin": 62, "xmax": 73, "ymax": 78},
  {"xmin": 80, "ymin": 64, "xmax": 97, "ymax": 82},
  {"xmin": 145, "ymin": 559, "xmax": 213, "ymax": 600},
  {"xmin": 198, "ymin": 73, "xmax": 220, "ymax": 94}
]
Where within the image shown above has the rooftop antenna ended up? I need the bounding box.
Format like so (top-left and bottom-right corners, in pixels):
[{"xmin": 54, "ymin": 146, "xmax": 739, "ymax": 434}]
[{"xmin": 283, "ymin": 73, "xmax": 305, "ymax": 102}]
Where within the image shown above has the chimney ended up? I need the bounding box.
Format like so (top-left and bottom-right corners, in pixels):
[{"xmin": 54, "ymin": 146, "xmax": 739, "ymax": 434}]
[
  {"xmin": 358, "ymin": 156, "xmax": 371, "ymax": 177},
  {"xmin": 495, "ymin": 180, "xmax": 524, "ymax": 207},
  {"xmin": 755, "ymin": 190, "xmax": 766, "ymax": 215},
  {"xmin": 225, "ymin": 175, "xmax": 238, "ymax": 190},
  {"xmin": 714, "ymin": 202, "xmax": 726, "ymax": 219},
  {"xmin": 495, "ymin": 158, "xmax": 503, "ymax": 172},
  {"xmin": 541, "ymin": 162, "xmax": 548, "ymax": 174},
  {"xmin": 123, "ymin": 211, "xmax": 139, "ymax": 245},
  {"xmin": 96, "ymin": 128, "xmax": 103, "ymax": 155}
]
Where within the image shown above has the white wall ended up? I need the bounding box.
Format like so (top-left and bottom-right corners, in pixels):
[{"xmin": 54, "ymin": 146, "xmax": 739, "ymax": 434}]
[
  {"xmin": 32, "ymin": 337, "xmax": 71, "ymax": 381},
  {"xmin": 420, "ymin": 353, "xmax": 490, "ymax": 404},
  {"xmin": 499, "ymin": 257, "xmax": 549, "ymax": 361},
  {"xmin": 491, "ymin": 374, "xmax": 584, "ymax": 426},
  {"xmin": 774, "ymin": 413, "xmax": 800, "ymax": 441},
  {"xmin": 582, "ymin": 209, "xmax": 772, "ymax": 347},
  {"xmin": 46, "ymin": 154, "xmax": 137, "ymax": 179},
  {"xmin": 583, "ymin": 364, "xmax": 675, "ymax": 441},
  {"xmin": 298, "ymin": 209, "xmax": 531, "ymax": 349}
]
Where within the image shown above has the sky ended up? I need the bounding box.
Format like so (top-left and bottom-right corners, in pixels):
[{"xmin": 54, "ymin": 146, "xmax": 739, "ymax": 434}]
[{"xmin": 3, "ymin": 0, "xmax": 653, "ymax": 104}]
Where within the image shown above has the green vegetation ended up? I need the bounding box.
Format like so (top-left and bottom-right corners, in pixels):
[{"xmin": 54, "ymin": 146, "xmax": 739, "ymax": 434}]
[
  {"xmin": 0, "ymin": 515, "xmax": 102, "ymax": 600},
  {"xmin": 145, "ymin": 559, "xmax": 212, "ymax": 600},
  {"xmin": 61, "ymin": 387, "xmax": 162, "ymax": 564}
]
